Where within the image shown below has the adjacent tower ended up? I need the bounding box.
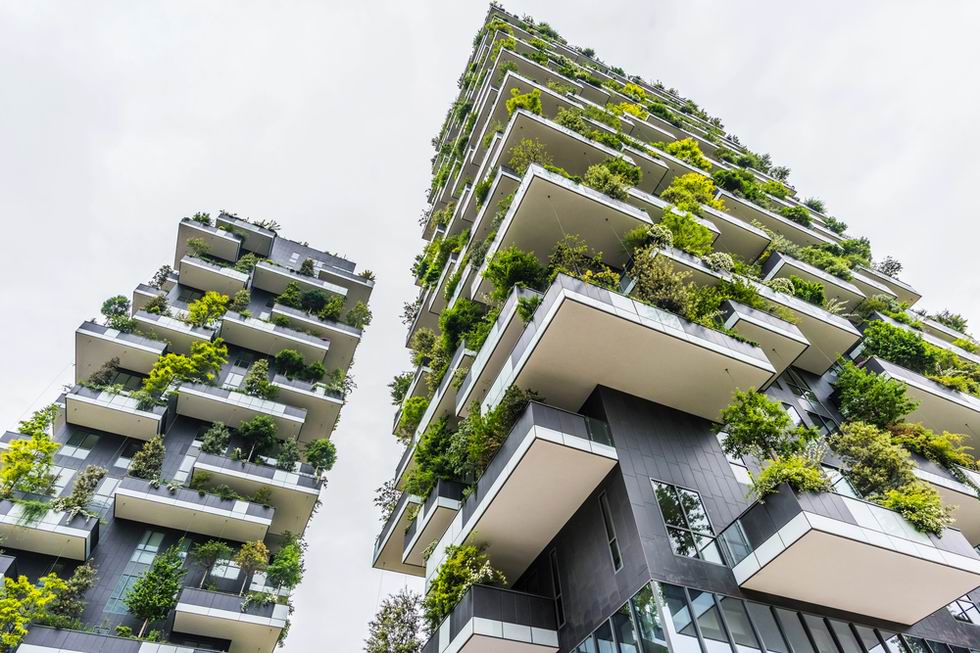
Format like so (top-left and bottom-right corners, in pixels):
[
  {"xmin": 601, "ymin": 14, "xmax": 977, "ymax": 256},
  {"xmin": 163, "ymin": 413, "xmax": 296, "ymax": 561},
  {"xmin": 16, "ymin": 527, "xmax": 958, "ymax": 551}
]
[
  {"xmin": 373, "ymin": 6, "xmax": 980, "ymax": 653},
  {"xmin": 6, "ymin": 212, "xmax": 372, "ymax": 652}
]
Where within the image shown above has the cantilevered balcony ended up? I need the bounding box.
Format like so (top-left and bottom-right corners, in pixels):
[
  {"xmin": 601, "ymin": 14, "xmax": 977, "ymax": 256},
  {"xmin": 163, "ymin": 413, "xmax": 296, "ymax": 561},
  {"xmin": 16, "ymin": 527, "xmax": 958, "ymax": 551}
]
[
  {"xmin": 719, "ymin": 484, "xmax": 980, "ymax": 625},
  {"xmin": 456, "ymin": 286, "xmax": 542, "ymax": 418},
  {"xmin": 314, "ymin": 264, "xmax": 374, "ymax": 310},
  {"xmin": 269, "ymin": 374, "xmax": 343, "ymax": 443},
  {"xmin": 176, "ymin": 382, "xmax": 307, "ymax": 439},
  {"xmin": 403, "ymin": 480, "xmax": 466, "ymax": 568},
  {"xmin": 720, "ymin": 300, "xmax": 809, "ymax": 378},
  {"xmin": 848, "ymin": 268, "xmax": 898, "ymax": 305},
  {"xmin": 625, "ymin": 187, "xmax": 720, "ymax": 248},
  {"xmin": 421, "ymin": 585, "xmax": 558, "ymax": 653},
  {"xmin": 0, "ymin": 499, "xmax": 98, "ymax": 560},
  {"xmin": 74, "ymin": 320, "xmax": 166, "ymax": 382},
  {"xmin": 133, "ymin": 310, "xmax": 215, "ymax": 356},
  {"xmin": 215, "ymin": 213, "xmax": 276, "ymax": 257},
  {"xmin": 470, "ymin": 165, "xmax": 653, "ymax": 301},
  {"xmin": 132, "ymin": 283, "xmax": 165, "ymax": 313},
  {"xmin": 466, "ymin": 166, "xmax": 522, "ymax": 246},
  {"xmin": 914, "ymin": 314, "xmax": 975, "ymax": 346},
  {"xmin": 174, "ymin": 587, "xmax": 289, "ymax": 653},
  {"xmin": 427, "ymin": 402, "xmax": 616, "ymax": 585},
  {"xmin": 220, "ymin": 311, "xmax": 329, "ymax": 365},
  {"xmin": 651, "ymin": 248, "xmax": 861, "ymax": 374},
  {"xmin": 270, "ymin": 303, "xmax": 362, "ymax": 372},
  {"xmin": 718, "ymin": 190, "xmax": 832, "ymax": 249},
  {"xmin": 870, "ymin": 312, "xmax": 980, "ymax": 368},
  {"xmin": 114, "ymin": 477, "xmax": 273, "ymax": 542},
  {"xmin": 857, "ymin": 265, "xmax": 921, "ymax": 306},
  {"xmin": 762, "ymin": 251, "xmax": 865, "ymax": 308},
  {"xmin": 392, "ymin": 365, "xmax": 434, "ymax": 433},
  {"xmin": 864, "ymin": 357, "xmax": 980, "ymax": 444},
  {"xmin": 178, "ymin": 255, "xmax": 250, "ymax": 296},
  {"xmin": 64, "ymin": 385, "xmax": 166, "ymax": 440},
  {"xmin": 251, "ymin": 260, "xmax": 347, "ymax": 301},
  {"xmin": 175, "ymin": 218, "xmax": 243, "ymax": 266},
  {"xmin": 482, "ymin": 274, "xmax": 775, "ymax": 421},
  {"xmin": 21, "ymin": 625, "xmax": 222, "ymax": 652},
  {"xmin": 372, "ymin": 490, "xmax": 424, "ymax": 576},
  {"xmin": 913, "ymin": 457, "xmax": 980, "ymax": 547},
  {"xmin": 192, "ymin": 453, "xmax": 320, "ymax": 536}
]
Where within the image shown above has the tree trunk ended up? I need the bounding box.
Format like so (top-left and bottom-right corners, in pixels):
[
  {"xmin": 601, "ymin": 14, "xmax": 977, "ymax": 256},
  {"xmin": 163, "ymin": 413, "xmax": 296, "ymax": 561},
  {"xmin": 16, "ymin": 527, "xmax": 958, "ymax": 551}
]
[
  {"xmin": 248, "ymin": 442, "xmax": 256, "ymax": 461},
  {"xmin": 240, "ymin": 574, "xmax": 249, "ymax": 595},
  {"xmin": 138, "ymin": 618, "xmax": 148, "ymax": 638},
  {"xmin": 199, "ymin": 564, "xmax": 210, "ymax": 589}
]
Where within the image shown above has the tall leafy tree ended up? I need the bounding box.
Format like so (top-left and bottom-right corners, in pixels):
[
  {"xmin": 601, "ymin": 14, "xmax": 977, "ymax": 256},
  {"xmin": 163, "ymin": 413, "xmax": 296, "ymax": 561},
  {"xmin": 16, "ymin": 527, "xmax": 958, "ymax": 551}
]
[
  {"xmin": 129, "ymin": 436, "xmax": 165, "ymax": 480},
  {"xmin": 235, "ymin": 540, "xmax": 269, "ymax": 595},
  {"xmin": 124, "ymin": 545, "xmax": 186, "ymax": 637},
  {"xmin": 239, "ymin": 415, "xmax": 278, "ymax": 461},
  {"xmin": 189, "ymin": 540, "xmax": 233, "ymax": 589},
  {"xmin": 0, "ymin": 573, "xmax": 67, "ymax": 651},
  {"xmin": 365, "ymin": 588, "xmax": 423, "ymax": 653},
  {"xmin": 0, "ymin": 405, "xmax": 61, "ymax": 497}
]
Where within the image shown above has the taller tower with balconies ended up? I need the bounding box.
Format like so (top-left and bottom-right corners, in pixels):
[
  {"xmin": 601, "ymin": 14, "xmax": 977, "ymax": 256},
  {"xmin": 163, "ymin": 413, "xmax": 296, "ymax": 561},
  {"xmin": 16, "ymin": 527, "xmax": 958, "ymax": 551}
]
[
  {"xmin": 4, "ymin": 211, "xmax": 372, "ymax": 652},
  {"xmin": 373, "ymin": 6, "xmax": 980, "ymax": 653}
]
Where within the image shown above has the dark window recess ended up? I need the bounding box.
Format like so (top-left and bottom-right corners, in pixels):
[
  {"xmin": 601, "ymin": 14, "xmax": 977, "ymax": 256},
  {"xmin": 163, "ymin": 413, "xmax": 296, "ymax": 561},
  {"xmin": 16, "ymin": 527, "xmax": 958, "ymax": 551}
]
[
  {"xmin": 549, "ymin": 548, "xmax": 565, "ymax": 627},
  {"xmin": 599, "ymin": 491, "xmax": 623, "ymax": 571}
]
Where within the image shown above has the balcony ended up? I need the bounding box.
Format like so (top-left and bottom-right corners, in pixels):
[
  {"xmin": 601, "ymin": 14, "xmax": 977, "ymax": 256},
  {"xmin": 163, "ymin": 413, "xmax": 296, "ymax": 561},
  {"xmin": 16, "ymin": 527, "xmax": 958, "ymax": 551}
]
[
  {"xmin": 21, "ymin": 626, "xmax": 219, "ymax": 652},
  {"xmin": 215, "ymin": 213, "xmax": 276, "ymax": 257},
  {"xmin": 482, "ymin": 274, "xmax": 775, "ymax": 422},
  {"xmin": 372, "ymin": 490, "xmax": 424, "ymax": 576},
  {"xmin": 403, "ymin": 480, "xmax": 466, "ymax": 567},
  {"xmin": 74, "ymin": 320, "xmax": 166, "ymax": 382},
  {"xmin": 173, "ymin": 587, "xmax": 289, "ymax": 653},
  {"xmin": 466, "ymin": 166, "xmax": 522, "ymax": 248},
  {"xmin": 427, "ymin": 402, "xmax": 616, "ymax": 585},
  {"xmin": 64, "ymin": 385, "xmax": 166, "ymax": 440},
  {"xmin": 687, "ymin": 202, "xmax": 770, "ymax": 263},
  {"xmin": 651, "ymin": 248, "xmax": 861, "ymax": 374},
  {"xmin": 456, "ymin": 286, "xmax": 541, "ymax": 418},
  {"xmin": 848, "ymin": 268, "xmax": 898, "ymax": 305},
  {"xmin": 132, "ymin": 282, "xmax": 165, "ymax": 313},
  {"xmin": 176, "ymin": 382, "xmax": 307, "ymax": 440},
  {"xmin": 625, "ymin": 187, "xmax": 720, "ymax": 248},
  {"xmin": 0, "ymin": 499, "xmax": 98, "ymax": 560},
  {"xmin": 762, "ymin": 251, "xmax": 865, "ymax": 308},
  {"xmin": 133, "ymin": 310, "xmax": 215, "ymax": 356},
  {"xmin": 219, "ymin": 311, "xmax": 329, "ymax": 365},
  {"xmin": 913, "ymin": 458, "xmax": 980, "ymax": 547},
  {"xmin": 406, "ymin": 344, "xmax": 475, "ymax": 443},
  {"xmin": 251, "ymin": 260, "xmax": 347, "ymax": 301},
  {"xmin": 718, "ymin": 190, "xmax": 832, "ymax": 249},
  {"xmin": 178, "ymin": 255, "xmax": 250, "ymax": 296},
  {"xmin": 314, "ymin": 264, "xmax": 374, "ymax": 310},
  {"xmin": 422, "ymin": 585, "xmax": 558, "ymax": 653},
  {"xmin": 864, "ymin": 357, "xmax": 980, "ymax": 445},
  {"xmin": 720, "ymin": 300, "xmax": 809, "ymax": 378},
  {"xmin": 719, "ymin": 484, "xmax": 980, "ymax": 625},
  {"xmin": 192, "ymin": 453, "xmax": 320, "ymax": 536},
  {"xmin": 269, "ymin": 374, "xmax": 343, "ymax": 443},
  {"xmin": 392, "ymin": 365, "xmax": 434, "ymax": 433},
  {"xmin": 269, "ymin": 304, "xmax": 362, "ymax": 372},
  {"xmin": 174, "ymin": 218, "xmax": 242, "ymax": 267},
  {"xmin": 857, "ymin": 265, "xmax": 921, "ymax": 306},
  {"xmin": 471, "ymin": 165, "xmax": 653, "ymax": 301},
  {"xmin": 871, "ymin": 312, "xmax": 980, "ymax": 368},
  {"xmin": 114, "ymin": 477, "xmax": 273, "ymax": 542},
  {"xmin": 915, "ymin": 314, "xmax": 975, "ymax": 346}
]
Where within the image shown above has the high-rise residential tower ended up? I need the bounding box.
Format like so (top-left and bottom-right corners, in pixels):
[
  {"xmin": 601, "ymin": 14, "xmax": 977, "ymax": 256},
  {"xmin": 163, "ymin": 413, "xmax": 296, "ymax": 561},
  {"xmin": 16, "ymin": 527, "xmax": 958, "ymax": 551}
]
[
  {"xmin": 4, "ymin": 212, "xmax": 372, "ymax": 652},
  {"xmin": 373, "ymin": 6, "xmax": 980, "ymax": 653}
]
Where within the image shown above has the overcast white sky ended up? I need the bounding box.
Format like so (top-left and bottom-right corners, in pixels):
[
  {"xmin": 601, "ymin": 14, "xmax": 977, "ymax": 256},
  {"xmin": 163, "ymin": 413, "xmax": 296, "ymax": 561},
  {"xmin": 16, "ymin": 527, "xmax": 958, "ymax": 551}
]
[{"xmin": 2, "ymin": 1, "xmax": 979, "ymax": 650}]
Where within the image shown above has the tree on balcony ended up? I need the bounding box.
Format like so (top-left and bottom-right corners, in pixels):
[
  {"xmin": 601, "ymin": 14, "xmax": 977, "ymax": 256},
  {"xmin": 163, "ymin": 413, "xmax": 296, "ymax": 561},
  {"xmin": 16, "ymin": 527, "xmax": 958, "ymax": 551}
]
[
  {"xmin": 124, "ymin": 545, "xmax": 186, "ymax": 638},
  {"xmin": 0, "ymin": 572, "xmax": 67, "ymax": 651},
  {"xmin": 190, "ymin": 540, "xmax": 233, "ymax": 589},
  {"xmin": 129, "ymin": 436, "xmax": 165, "ymax": 481},
  {"xmin": 239, "ymin": 415, "xmax": 278, "ymax": 461},
  {"xmin": 423, "ymin": 542, "xmax": 505, "ymax": 631},
  {"xmin": 366, "ymin": 588, "xmax": 423, "ymax": 653},
  {"xmin": 0, "ymin": 404, "xmax": 60, "ymax": 498},
  {"xmin": 235, "ymin": 540, "xmax": 270, "ymax": 595}
]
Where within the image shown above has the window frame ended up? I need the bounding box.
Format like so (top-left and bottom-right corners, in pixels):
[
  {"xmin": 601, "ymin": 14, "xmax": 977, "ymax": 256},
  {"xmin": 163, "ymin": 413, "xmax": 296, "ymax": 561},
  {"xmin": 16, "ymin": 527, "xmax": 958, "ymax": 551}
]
[{"xmin": 598, "ymin": 491, "xmax": 623, "ymax": 573}]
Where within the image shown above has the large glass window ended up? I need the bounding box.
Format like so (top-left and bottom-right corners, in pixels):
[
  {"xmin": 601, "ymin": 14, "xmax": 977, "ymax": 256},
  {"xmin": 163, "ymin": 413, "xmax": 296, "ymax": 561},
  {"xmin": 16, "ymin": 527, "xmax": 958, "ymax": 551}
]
[
  {"xmin": 805, "ymin": 411, "xmax": 837, "ymax": 437},
  {"xmin": 853, "ymin": 626, "xmax": 886, "ymax": 653},
  {"xmin": 105, "ymin": 573, "xmax": 139, "ymax": 613},
  {"xmin": 659, "ymin": 583, "xmax": 702, "ymax": 653},
  {"xmin": 599, "ymin": 492, "xmax": 623, "ymax": 572},
  {"xmin": 211, "ymin": 557, "xmax": 241, "ymax": 579},
  {"xmin": 131, "ymin": 530, "xmax": 165, "ymax": 564},
  {"xmin": 631, "ymin": 585, "xmax": 668, "ymax": 653},
  {"xmin": 719, "ymin": 596, "xmax": 761, "ymax": 653},
  {"xmin": 745, "ymin": 603, "xmax": 789, "ymax": 653},
  {"xmin": 595, "ymin": 620, "xmax": 616, "ymax": 653},
  {"xmin": 802, "ymin": 615, "xmax": 838, "ymax": 653},
  {"xmin": 905, "ymin": 638, "xmax": 932, "ymax": 653},
  {"xmin": 612, "ymin": 603, "xmax": 640, "ymax": 653},
  {"xmin": 775, "ymin": 609, "xmax": 814, "ymax": 653},
  {"xmin": 61, "ymin": 432, "xmax": 99, "ymax": 459},
  {"xmin": 829, "ymin": 620, "xmax": 862, "ymax": 653},
  {"xmin": 688, "ymin": 590, "xmax": 730, "ymax": 653},
  {"xmin": 653, "ymin": 482, "xmax": 723, "ymax": 564},
  {"xmin": 576, "ymin": 638, "xmax": 598, "ymax": 653},
  {"xmin": 947, "ymin": 597, "xmax": 980, "ymax": 624}
]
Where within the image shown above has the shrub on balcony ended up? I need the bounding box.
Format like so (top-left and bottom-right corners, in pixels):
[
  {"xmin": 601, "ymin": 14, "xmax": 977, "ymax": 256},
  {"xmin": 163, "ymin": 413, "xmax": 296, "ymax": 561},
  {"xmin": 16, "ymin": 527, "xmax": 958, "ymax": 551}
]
[
  {"xmin": 507, "ymin": 138, "xmax": 552, "ymax": 176},
  {"xmin": 101, "ymin": 295, "xmax": 136, "ymax": 333},
  {"xmin": 267, "ymin": 533, "xmax": 305, "ymax": 591},
  {"xmin": 51, "ymin": 465, "xmax": 106, "ymax": 519},
  {"xmin": 241, "ymin": 359, "xmax": 277, "ymax": 400},
  {"xmin": 275, "ymin": 281, "xmax": 303, "ymax": 309},
  {"xmin": 189, "ymin": 540, "xmax": 233, "ymax": 589},
  {"xmin": 933, "ymin": 309, "xmax": 970, "ymax": 335},
  {"xmin": 878, "ymin": 482, "xmax": 952, "ymax": 535},
  {"xmin": 803, "ymin": 197, "xmax": 826, "ymax": 213},
  {"xmin": 824, "ymin": 216, "xmax": 848, "ymax": 235},
  {"xmin": 233, "ymin": 252, "xmax": 261, "ymax": 273},
  {"xmin": 346, "ymin": 301, "xmax": 373, "ymax": 330},
  {"xmin": 423, "ymin": 542, "xmax": 506, "ymax": 630},
  {"xmin": 662, "ymin": 210, "xmax": 714, "ymax": 257},
  {"xmin": 0, "ymin": 405, "xmax": 61, "ymax": 498},
  {"xmin": 483, "ymin": 246, "xmax": 549, "ymax": 303},
  {"xmin": 141, "ymin": 338, "xmax": 228, "ymax": 396},
  {"xmin": 404, "ymin": 419, "xmax": 455, "ymax": 498},
  {"xmin": 517, "ymin": 295, "xmax": 542, "ymax": 324},
  {"xmin": 888, "ymin": 422, "xmax": 975, "ymax": 471},
  {"xmin": 124, "ymin": 545, "xmax": 186, "ymax": 637},
  {"xmin": 601, "ymin": 157, "xmax": 642, "ymax": 186},
  {"xmin": 753, "ymin": 455, "xmax": 831, "ymax": 498},
  {"xmin": 235, "ymin": 541, "xmax": 270, "ymax": 595},
  {"xmin": 0, "ymin": 573, "xmax": 69, "ymax": 650},
  {"xmin": 388, "ymin": 372, "xmax": 413, "ymax": 406},
  {"xmin": 129, "ymin": 436, "xmax": 165, "ymax": 480},
  {"xmin": 274, "ymin": 438, "xmax": 301, "ymax": 471},
  {"xmin": 659, "ymin": 173, "xmax": 725, "ymax": 213},
  {"xmin": 861, "ymin": 321, "xmax": 937, "ymax": 373},
  {"xmin": 548, "ymin": 234, "xmax": 620, "ymax": 290},
  {"xmin": 583, "ymin": 163, "xmax": 629, "ymax": 200},
  {"xmin": 777, "ymin": 205, "xmax": 811, "ymax": 227},
  {"xmin": 473, "ymin": 175, "xmax": 494, "ymax": 208},
  {"xmin": 35, "ymin": 560, "xmax": 97, "ymax": 630},
  {"xmin": 274, "ymin": 348, "xmax": 323, "ymax": 382},
  {"xmin": 719, "ymin": 390, "xmax": 817, "ymax": 462},
  {"xmin": 788, "ymin": 275, "xmax": 825, "ymax": 306},
  {"xmin": 397, "ymin": 396, "xmax": 430, "ymax": 444},
  {"xmin": 366, "ymin": 588, "xmax": 423, "ymax": 653},
  {"xmin": 623, "ymin": 224, "xmax": 673, "ymax": 256},
  {"xmin": 143, "ymin": 294, "xmax": 170, "ymax": 316},
  {"xmin": 630, "ymin": 250, "xmax": 692, "ymax": 317},
  {"xmin": 186, "ymin": 291, "xmax": 230, "ymax": 328},
  {"xmin": 200, "ymin": 422, "xmax": 231, "ymax": 455},
  {"xmin": 451, "ymin": 386, "xmax": 541, "ymax": 481},
  {"xmin": 305, "ymin": 438, "xmax": 337, "ymax": 475},
  {"xmin": 834, "ymin": 360, "xmax": 918, "ymax": 428},
  {"xmin": 656, "ymin": 138, "xmax": 712, "ymax": 172},
  {"xmin": 795, "ymin": 246, "xmax": 853, "ymax": 280},
  {"xmin": 186, "ymin": 237, "xmax": 210, "ymax": 258},
  {"xmin": 703, "ymin": 252, "xmax": 734, "ymax": 273},
  {"xmin": 504, "ymin": 88, "xmax": 542, "ymax": 116}
]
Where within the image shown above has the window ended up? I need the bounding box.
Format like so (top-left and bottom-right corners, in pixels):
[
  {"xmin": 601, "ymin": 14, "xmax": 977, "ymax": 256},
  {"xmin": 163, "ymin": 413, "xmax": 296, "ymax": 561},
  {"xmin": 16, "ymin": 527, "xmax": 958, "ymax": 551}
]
[
  {"xmin": 232, "ymin": 351, "xmax": 256, "ymax": 369},
  {"xmin": 853, "ymin": 626, "xmax": 886, "ymax": 653},
  {"xmin": 549, "ymin": 548, "xmax": 565, "ymax": 627},
  {"xmin": 783, "ymin": 368, "xmax": 816, "ymax": 402},
  {"xmin": 177, "ymin": 287, "xmax": 203, "ymax": 304},
  {"xmin": 575, "ymin": 637, "xmax": 598, "ymax": 653},
  {"xmin": 947, "ymin": 597, "xmax": 980, "ymax": 624},
  {"xmin": 775, "ymin": 609, "xmax": 814, "ymax": 653},
  {"xmin": 716, "ymin": 432, "xmax": 751, "ymax": 486},
  {"xmin": 805, "ymin": 411, "xmax": 837, "ymax": 437},
  {"xmin": 599, "ymin": 492, "xmax": 623, "ymax": 571},
  {"xmin": 653, "ymin": 481, "xmax": 723, "ymax": 564},
  {"xmin": 688, "ymin": 590, "xmax": 730, "ymax": 653},
  {"xmin": 745, "ymin": 603, "xmax": 789, "ymax": 653},
  {"xmin": 61, "ymin": 432, "xmax": 99, "ymax": 459},
  {"xmin": 631, "ymin": 585, "xmax": 668, "ymax": 653},
  {"xmin": 719, "ymin": 596, "xmax": 762, "ymax": 653},
  {"xmin": 782, "ymin": 403, "xmax": 803, "ymax": 427},
  {"xmin": 115, "ymin": 441, "xmax": 143, "ymax": 469},
  {"xmin": 660, "ymin": 584, "xmax": 701, "ymax": 653},
  {"xmin": 210, "ymin": 557, "xmax": 241, "ymax": 579},
  {"xmin": 131, "ymin": 530, "xmax": 165, "ymax": 564},
  {"xmin": 91, "ymin": 477, "xmax": 120, "ymax": 509},
  {"xmin": 802, "ymin": 615, "xmax": 837, "ymax": 653},
  {"xmin": 823, "ymin": 466, "xmax": 860, "ymax": 498},
  {"xmin": 829, "ymin": 621, "xmax": 863, "ymax": 653},
  {"xmin": 595, "ymin": 620, "xmax": 616, "ymax": 653},
  {"xmin": 105, "ymin": 573, "xmax": 140, "ymax": 613},
  {"xmin": 612, "ymin": 603, "xmax": 640, "ymax": 653}
]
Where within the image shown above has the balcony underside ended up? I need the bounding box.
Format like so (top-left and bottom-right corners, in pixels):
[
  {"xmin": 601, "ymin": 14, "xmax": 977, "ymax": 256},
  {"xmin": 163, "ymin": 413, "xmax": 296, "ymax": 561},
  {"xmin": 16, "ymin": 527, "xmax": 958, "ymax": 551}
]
[
  {"xmin": 74, "ymin": 322, "xmax": 165, "ymax": 383},
  {"xmin": 464, "ymin": 167, "xmax": 521, "ymax": 238},
  {"xmin": 922, "ymin": 474, "xmax": 980, "ymax": 546},
  {"xmin": 720, "ymin": 191, "xmax": 828, "ymax": 249},
  {"xmin": 175, "ymin": 220, "xmax": 241, "ymax": 267},
  {"xmin": 763, "ymin": 252, "xmax": 865, "ymax": 308},
  {"xmin": 270, "ymin": 380, "xmax": 342, "ymax": 444},
  {"xmin": 178, "ymin": 256, "xmax": 249, "ymax": 296},
  {"xmin": 372, "ymin": 494, "xmax": 424, "ymax": 577},
  {"xmin": 114, "ymin": 486, "xmax": 271, "ymax": 542},
  {"xmin": 721, "ymin": 301, "xmax": 808, "ymax": 378},
  {"xmin": 220, "ymin": 314, "xmax": 329, "ymax": 365},
  {"xmin": 251, "ymin": 262, "xmax": 347, "ymax": 300},
  {"xmin": 0, "ymin": 505, "xmax": 94, "ymax": 560},
  {"xmin": 174, "ymin": 591, "xmax": 286, "ymax": 653},
  {"xmin": 176, "ymin": 384, "xmax": 306, "ymax": 440},
  {"xmin": 270, "ymin": 304, "xmax": 360, "ymax": 372},
  {"xmin": 64, "ymin": 391, "xmax": 162, "ymax": 440}
]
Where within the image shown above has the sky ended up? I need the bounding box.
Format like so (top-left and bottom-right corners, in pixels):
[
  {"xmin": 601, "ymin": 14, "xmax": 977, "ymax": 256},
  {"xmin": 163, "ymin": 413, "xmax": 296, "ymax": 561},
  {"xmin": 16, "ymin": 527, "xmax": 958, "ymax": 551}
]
[{"xmin": 1, "ymin": 1, "xmax": 979, "ymax": 650}]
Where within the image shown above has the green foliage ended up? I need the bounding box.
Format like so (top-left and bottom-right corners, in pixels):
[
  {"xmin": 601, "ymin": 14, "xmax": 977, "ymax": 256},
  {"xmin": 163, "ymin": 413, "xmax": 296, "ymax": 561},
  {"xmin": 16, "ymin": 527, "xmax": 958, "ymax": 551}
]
[
  {"xmin": 299, "ymin": 258, "xmax": 315, "ymax": 277},
  {"xmin": 630, "ymin": 249, "xmax": 691, "ymax": 317},
  {"xmin": 829, "ymin": 422, "xmax": 915, "ymax": 497},
  {"xmin": 37, "ymin": 561, "xmax": 96, "ymax": 628},
  {"xmin": 662, "ymin": 210, "xmax": 714, "ymax": 257},
  {"xmin": 504, "ymin": 88, "xmax": 542, "ymax": 115},
  {"xmin": 933, "ymin": 309, "xmax": 969, "ymax": 334},
  {"xmin": 795, "ymin": 246, "xmax": 853, "ymax": 280},
  {"xmin": 274, "ymin": 348, "xmax": 323, "ymax": 382},
  {"xmin": 777, "ymin": 205, "xmax": 811, "ymax": 227},
  {"xmin": 803, "ymin": 197, "xmax": 826, "ymax": 213},
  {"xmin": 583, "ymin": 163, "xmax": 629, "ymax": 200},
  {"xmin": 861, "ymin": 321, "xmax": 936, "ymax": 373},
  {"xmin": 365, "ymin": 588, "xmax": 423, "ymax": 653},
  {"xmin": 228, "ymin": 288, "xmax": 250, "ymax": 313},
  {"xmin": 451, "ymin": 386, "xmax": 539, "ymax": 482},
  {"xmin": 439, "ymin": 298, "xmax": 485, "ymax": 353},
  {"xmin": 752, "ymin": 455, "xmax": 831, "ymax": 498},
  {"xmin": 623, "ymin": 224, "xmax": 673, "ymax": 256},
  {"xmin": 51, "ymin": 465, "xmax": 106, "ymax": 518},
  {"xmin": 517, "ymin": 295, "xmax": 542, "ymax": 324},
  {"xmin": 241, "ymin": 359, "xmax": 277, "ymax": 400},
  {"xmin": 659, "ymin": 173, "xmax": 725, "ymax": 213},
  {"xmin": 1, "ymin": 405, "xmax": 60, "ymax": 497},
  {"xmin": 305, "ymin": 438, "xmax": 337, "ymax": 475},
  {"xmin": 200, "ymin": 422, "xmax": 231, "ymax": 455},
  {"xmin": 548, "ymin": 234, "xmax": 620, "ymax": 289},
  {"xmin": 712, "ymin": 168, "xmax": 765, "ymax": 204},
  {"xmin": 823, "ymin": 216, "xmax": 848, "ymax": 235},
  {"xmin": 788, "ymin": 275, "xmax": 825, "ymax": 306},
  {"xmin": 143, "ymin": 295, "xmax": 169, "ymax": 316},
  {"xmin": 507, "ymin": 138, "xmax": 552, "ymax": 175},
  {"xmin": 275, "ymin": 281, "xmax": 303, "ymax": 309},
  {"xmin": 186, "ymin": 291, "xmax": 229, "ymax": 328},
  {"xmin": 423, "ymin": 543, "xmax": 505, "ymax": 630},
  {"xmin": 659, "ymin": 138, "xmax": 712, "ymax": 171},
  {"xmin": 266, "ymin": 533, "xmax": 304, "ymax": 590},
  {"xmin": 142, "ymin": 338, "xmax": 228, "ymax": 396},
  {"xmin": 233, "ymin": 252, "xmax": 262, "ymax": 273},
  {"xmin": 397, "ymin": 396, "xmax": 430, "ymax": 444},
  {"xmin": 346, "ymin": 301, "xmax": 373, "ymax": 329},
  {"xmin": 877, "ymin": 482, "xmax": 953, "ymax": 536},
  {"xmin": 186, "ymin": 237, "xmax": 210, "ymax": 258},
  {"xmin": 473, "ymin": 175, "xmax": 493, "ymax": 207},
  {"xmin": 388, "ymin": 372, "xmax": 413, "ymax": 406},
  {"xmin": 129, "ymin": 436, "xmax": 165, "ymax": 480},
  {"xmin": 189, "ymin": 540, "xmax": 233, "ymax": 588},
  {"xmin": 239, "ymin": 415, "xmax": 278, "ymax": 460},
  {"xmin": 101, "ymin": 295, "xmax": 135, "ymax": 332},
  {"xmin": 0, "ymin": 573, "xmax": 67, "ymax": 651},
  {"xmin": 719, "ymin": 390, "xmax": 816, "ymax": 461},
  {"xmin": 834, "ymin": 360, "xmax": 918, "ymax": 428},
  {"xmin": 888, "ymin": 422, "xmax": 975, "ymax": 470},
  {"xmin": 275, "ymin": 439, "xmax": 301, "ymax": 470},
  {"xmin": 482, "ymin": 246, "xmax": 549, "ymax": 303},
  {"xmin": 404, "ymin": 419, "xmax": 456, "ymax": 498},
  {"xmin": 124, "ymin": 545, "xmax": 187, "ymax": 637},
  {"xmin": 600, "ymin": 157, "xmax": 642, "ymax": 186},
  {"xmin": 235, "ymin": 540, "xmax": 270, "ymax": 595}
]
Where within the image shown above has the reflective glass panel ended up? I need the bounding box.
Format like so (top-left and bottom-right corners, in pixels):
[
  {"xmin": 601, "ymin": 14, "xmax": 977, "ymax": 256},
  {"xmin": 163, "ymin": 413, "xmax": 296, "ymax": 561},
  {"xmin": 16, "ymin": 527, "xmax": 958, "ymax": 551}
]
[
  {"xmin": 745, "ymin": 603, "xmax": 788, "ymax": 653},
  {"xmin": 719, "ymin": 596, "xmax": 761, "ymax": 653},
  {"xmin": 802, "ymin": 616, "xmax": 838, "ymax": 653},
  {"xmin": 660, "ymin": 583, "xmax": 702, "ymax": 653},
  {"xmin": 613, "ymin": 603, "xmax": 640, "ymax": 653},
  {"xmin": 632, "ymin": 585, "xmax": 668, "ymax": 653},
  {"xmin": 828, "ymin": 621, "xmax": 862, "ymax": 653},
  {"xmin": 596, "ymin": 620, "xmax": 616, "ymax": 653},
  {"xmin": 775, "ymin": 609, "xmax": 814, "ymax": 653},
  {"xmin": 689, "ymin": 590, "xmax": 732, "ymax": 653}
]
